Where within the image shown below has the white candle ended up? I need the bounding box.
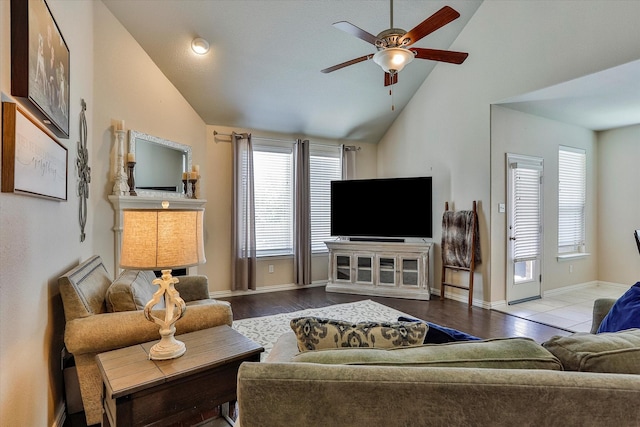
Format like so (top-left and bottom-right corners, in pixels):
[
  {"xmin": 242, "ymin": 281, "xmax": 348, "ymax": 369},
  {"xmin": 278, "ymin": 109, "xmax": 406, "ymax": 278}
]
[
  {"xmin": 115, "ymin": 119, "xmax": 125, "ymax": 131},
  {"xmin": 192, "ymin": 164, "xmax": 200, "ymax": 173},
  {"xmin": 127, "ymin": 152, "xmax": 135, "ymax": 163}
]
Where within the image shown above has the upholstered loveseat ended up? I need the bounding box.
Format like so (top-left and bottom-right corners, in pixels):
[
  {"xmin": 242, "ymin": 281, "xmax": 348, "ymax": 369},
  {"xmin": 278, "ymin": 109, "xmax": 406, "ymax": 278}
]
[
  {"xmin": 59, "ymin": 255, "xmax": 233, "ymax": 426},
  {"xmin": 236, "ymin": 298, "xmax": 640, "ymax": 426}
]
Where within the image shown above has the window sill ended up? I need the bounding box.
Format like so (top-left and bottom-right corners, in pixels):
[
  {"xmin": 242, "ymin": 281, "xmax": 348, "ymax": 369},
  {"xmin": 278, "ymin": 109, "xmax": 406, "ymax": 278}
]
[
  {"xmin": 557, "ymin": 253, "xmax": 590, "ymax": 262},
  {"xmin": 257, "ymin": 253, "xmax": 292, "ymax": 260}
]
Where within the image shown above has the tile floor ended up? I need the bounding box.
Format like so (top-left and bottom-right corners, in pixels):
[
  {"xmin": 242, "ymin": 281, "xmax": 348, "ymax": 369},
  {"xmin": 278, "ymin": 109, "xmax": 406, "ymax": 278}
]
[{"xmin": 494, "ymin": 282, "xmax": 627, "ymax": 332}]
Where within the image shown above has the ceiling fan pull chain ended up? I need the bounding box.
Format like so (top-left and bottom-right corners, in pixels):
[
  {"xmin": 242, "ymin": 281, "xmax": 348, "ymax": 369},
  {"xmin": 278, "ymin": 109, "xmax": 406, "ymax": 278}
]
[{"xmin": 390, "ymin": 85, "xmax": 395, "ymax": 111}]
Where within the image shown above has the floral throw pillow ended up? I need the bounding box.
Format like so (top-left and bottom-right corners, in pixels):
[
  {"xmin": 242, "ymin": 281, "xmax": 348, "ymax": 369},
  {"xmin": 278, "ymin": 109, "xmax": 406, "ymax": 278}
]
[{"xmin": 290, "ymin": 317, "xmax": 428, "ymax": 352}]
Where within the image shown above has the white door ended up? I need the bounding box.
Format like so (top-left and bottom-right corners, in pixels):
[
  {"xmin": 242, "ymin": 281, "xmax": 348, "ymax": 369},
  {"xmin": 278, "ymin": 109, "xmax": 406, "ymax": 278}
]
[{"xmin": 506, "ymin": 154, "xmax": 543, "ymax": 304}]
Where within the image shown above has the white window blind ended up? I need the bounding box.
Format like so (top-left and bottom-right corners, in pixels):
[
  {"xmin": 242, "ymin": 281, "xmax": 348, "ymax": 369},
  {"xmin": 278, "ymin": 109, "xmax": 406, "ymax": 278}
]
[
  {"xmin": 558, "ymin": 146, "xmax": 586, "ymax": 254},
  {"xmin": 511, "ymin": 162, "xmax": 542, "ymax": 262},
  {"xmin": 253, "ymin": 143, "xmax": 293, "ymax": 256},
  {"xmin": 310, "ymin": 146, "xmax": 342, "ymax": 253}
]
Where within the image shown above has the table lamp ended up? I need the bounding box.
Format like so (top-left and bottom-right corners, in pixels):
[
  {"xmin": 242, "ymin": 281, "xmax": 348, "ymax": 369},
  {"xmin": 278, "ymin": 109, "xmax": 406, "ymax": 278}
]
[{"xmin": 120, "ymin": 205, "xmax": 206, "ymax": 360}]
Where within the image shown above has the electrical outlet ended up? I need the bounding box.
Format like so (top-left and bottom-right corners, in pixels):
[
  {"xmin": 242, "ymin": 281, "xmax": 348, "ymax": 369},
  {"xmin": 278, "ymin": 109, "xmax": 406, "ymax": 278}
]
[
  {"xmin": 268, "ymin": 264, "xmax": 274, "ymax": 273},
  {"xmin": 569, "ymin": 264, "xmax": 574, "ymax": 273}
]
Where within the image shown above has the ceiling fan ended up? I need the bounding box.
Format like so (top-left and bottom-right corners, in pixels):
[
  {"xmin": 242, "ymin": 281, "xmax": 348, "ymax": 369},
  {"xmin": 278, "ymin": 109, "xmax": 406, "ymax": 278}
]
[{"xmin": 321, "ymin": 1, "xmax": 469, "ymax": 86}]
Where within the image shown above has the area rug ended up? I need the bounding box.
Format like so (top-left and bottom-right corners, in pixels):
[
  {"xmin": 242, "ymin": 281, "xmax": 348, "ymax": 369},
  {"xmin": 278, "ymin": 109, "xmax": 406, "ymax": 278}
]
[{"xmin": 232, "ymin": 299, "xmax": 411, "ymax": 360}]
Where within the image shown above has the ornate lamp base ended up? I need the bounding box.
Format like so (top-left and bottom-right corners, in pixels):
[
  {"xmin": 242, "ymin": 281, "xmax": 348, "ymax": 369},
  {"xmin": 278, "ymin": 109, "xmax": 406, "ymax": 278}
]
[
  {"xmin": 148, "ymin": 331, "xmax": 186, "ymax": 360},
  {"xmin": 144, "ymin": 269, "xmax": 187, "ymax": 360}
]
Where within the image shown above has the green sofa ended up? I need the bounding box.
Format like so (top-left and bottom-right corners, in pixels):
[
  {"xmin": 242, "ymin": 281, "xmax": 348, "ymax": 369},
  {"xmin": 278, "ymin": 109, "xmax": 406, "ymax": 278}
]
[
  {"xmin": 236, "ymin": 298, "xmax": 640, "ymax": 427},
  {"xmin": 59, "ymin": 255, "xmax": 233, "ymax": 426}
]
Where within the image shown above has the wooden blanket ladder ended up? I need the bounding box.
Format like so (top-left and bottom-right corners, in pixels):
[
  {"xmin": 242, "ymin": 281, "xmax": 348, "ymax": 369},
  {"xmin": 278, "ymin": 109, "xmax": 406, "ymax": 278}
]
[{"xmin": 440, "ymin": 201, "xmax": 479, "ymax": 307}]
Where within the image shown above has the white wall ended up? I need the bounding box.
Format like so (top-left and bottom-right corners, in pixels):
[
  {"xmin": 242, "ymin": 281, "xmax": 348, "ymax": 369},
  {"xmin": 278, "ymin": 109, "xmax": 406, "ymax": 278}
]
[
  {"xmin": 0, "ymin": 1, "xmax": 94, "ymax": 425},
  {"xmin": 491, "ymin": 106, "xmax": 598, "ymax": 301},
  {"xmin": 598, "ymin": 124, "xmax": 640, "ymax": 285},
  {"xmin": 377, "ymin": 0, "xmax": 640, "ymax": 304}
]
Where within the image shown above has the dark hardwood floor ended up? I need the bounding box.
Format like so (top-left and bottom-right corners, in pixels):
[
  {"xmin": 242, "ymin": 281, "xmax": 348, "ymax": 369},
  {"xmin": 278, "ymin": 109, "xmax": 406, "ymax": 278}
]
[
  {"xmin": 219, "ymin": 285, "xmax": 573, "ymax": 343},
  {"xmin": 65, "ymin": 286, "xmax": 572, "ymax": 427}
]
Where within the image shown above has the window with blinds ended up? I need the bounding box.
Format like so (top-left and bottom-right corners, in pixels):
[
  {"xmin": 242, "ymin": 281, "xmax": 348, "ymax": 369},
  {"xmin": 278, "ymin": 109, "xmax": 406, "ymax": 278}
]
[
  {"xmin": 253, "ymin": 142, "xmax": 342, "ymax": 257},
  {"xmin": 310, "ymin": 146, "xmax": 342, "ymax": 253},
  {"xmin": 558, "ymin": 146, "xmax": 586, "ymax": 254},
  {"xmin": 511, "ymin": 162, "xmax": 542, "ymax": 263},
  {"xmin": 253, "ymin": 143, "xmax": 293, "ymax": 256}
]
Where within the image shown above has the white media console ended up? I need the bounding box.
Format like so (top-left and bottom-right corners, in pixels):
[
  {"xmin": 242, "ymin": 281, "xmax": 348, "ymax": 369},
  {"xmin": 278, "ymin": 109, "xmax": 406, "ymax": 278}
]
[{"xmin": 325, "ymin": 240, "xmax": 433, "ymax": 300}]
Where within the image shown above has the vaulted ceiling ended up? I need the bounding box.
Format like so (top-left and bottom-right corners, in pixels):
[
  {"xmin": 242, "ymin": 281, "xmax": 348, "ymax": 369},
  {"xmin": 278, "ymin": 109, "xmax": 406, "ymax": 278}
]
[
  {"xmin": 102, "ymin": 0, "xmax": 483, "ymax": 144},
  {"xmin": 102, "ymin": 1, "xmax": 640, "ymax": 145}
]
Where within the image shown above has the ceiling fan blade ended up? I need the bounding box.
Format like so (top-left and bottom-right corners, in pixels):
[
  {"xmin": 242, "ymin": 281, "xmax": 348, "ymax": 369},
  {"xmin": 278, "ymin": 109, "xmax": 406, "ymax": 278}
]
[
  {"xmin": 321, "ymin": 54, "xmax": 374, "ymax": 74},
  {"xmin": 399, "ymin": 6, "xmax": 461, "ymax": 46},
  {"xmin": 384, "ymin": 72, "xmax": 398, "ymax": 87},
  {"xmin": 333, "ymin": 21, "xmax": 380, "ymax": 45},
  {"xmin": 411, "ymin": 47, "xmax": 468, "ymax": 64}
]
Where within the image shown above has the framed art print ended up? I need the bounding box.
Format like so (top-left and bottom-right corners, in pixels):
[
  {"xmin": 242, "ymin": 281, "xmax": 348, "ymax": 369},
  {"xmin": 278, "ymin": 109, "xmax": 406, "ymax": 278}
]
[
  {"xmin": 11, "ymin": 0, "xmax": 70, "ymax": 139},
  {"xmin": 2, "ymin": 102, "xmax": 68, "ymax": 200}
]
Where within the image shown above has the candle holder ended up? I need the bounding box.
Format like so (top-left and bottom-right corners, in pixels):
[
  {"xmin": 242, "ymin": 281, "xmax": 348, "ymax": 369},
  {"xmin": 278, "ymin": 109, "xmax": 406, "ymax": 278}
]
[
  {"xmin": 182, "ymin": 179, "xmax": 192, "ymax": 198},
  {"xmin": 127, "ymin": 162, "xmax": 137, "ymax": 196},
  {"xmin": 190, "ymin": 179, "xmax": 198, "ymax": 199},
  {"xmin": 112, "ymin": 129, "xmax": 130, "ymax": 196}
]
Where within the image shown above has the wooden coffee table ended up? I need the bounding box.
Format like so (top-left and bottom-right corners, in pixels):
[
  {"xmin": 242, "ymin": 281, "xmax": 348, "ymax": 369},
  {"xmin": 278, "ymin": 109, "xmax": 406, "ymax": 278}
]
[{"xmin": 96, "ymin": 325, "xmax": 263, "ymax": 426}]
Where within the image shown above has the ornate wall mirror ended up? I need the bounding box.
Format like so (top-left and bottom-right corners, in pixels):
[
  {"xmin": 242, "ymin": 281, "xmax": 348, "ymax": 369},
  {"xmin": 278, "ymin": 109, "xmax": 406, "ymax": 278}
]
[{"xmin": 128, "ymin": 130, "xmax": 192, "ymax": 196}]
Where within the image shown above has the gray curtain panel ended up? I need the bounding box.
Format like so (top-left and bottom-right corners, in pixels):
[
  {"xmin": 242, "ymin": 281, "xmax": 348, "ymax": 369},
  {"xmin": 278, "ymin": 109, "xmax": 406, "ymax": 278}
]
[
  {"xmin": 294, "ymin": 139, "xmax": 311, "ymax": 286},
  {"xmin": 341, "ymin": 144, "xmax": 357, "ymax": 180},
  {"xmin": 231, "ymin": 132, "xmax": 257, "ymax": 290}
]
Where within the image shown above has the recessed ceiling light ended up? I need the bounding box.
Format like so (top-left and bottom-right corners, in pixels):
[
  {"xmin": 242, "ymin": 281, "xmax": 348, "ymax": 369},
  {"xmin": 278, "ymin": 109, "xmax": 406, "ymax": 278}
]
[{"xmin": 191, "ymin": 37, "xmax": 210, "ymax": 55}]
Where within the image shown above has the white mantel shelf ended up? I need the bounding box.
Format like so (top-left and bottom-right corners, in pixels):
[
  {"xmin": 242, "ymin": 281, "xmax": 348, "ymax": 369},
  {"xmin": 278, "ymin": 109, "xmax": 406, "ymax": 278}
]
[
  {"xmin": 108, "ymin": 195, "xmax": 207, "ymax": 275},
  {"xmin": 108, "ymin": 195, "xmax": 207, "ymax": 210}
]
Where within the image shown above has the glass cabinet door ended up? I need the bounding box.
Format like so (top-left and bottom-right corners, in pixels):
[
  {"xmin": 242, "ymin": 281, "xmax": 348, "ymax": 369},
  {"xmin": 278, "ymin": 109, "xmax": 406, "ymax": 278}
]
[
  {"xmin": 400, "ymin": 257, "xmax": 420, "ymax": 288},
  {"xmin": 356, "ymin": 255, "xmax": 373, "ymax": 284},
  {"xmin": 377, "ymin": 256, "xmax": 396, "ymax": 286},
  {"xmin": 335, "ymin": 254, "xmax": 351, "ymax": 282}
]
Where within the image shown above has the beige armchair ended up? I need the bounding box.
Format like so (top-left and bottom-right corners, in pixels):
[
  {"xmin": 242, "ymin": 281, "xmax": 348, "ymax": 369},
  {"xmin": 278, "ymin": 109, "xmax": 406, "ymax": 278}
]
[{"xmin": 59, "ymin": 255, "xmax": 233, "ymax": 426}]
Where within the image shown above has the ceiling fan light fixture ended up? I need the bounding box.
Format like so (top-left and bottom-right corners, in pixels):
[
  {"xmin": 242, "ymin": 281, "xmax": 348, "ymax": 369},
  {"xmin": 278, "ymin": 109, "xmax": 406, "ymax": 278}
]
[
  {"xmin": 191, "ymin": 37, "xmax": 210, "ymax": 55},
  {"xmin": 373, "ymin": 48, "xmax": 414, "ymax": 73}
]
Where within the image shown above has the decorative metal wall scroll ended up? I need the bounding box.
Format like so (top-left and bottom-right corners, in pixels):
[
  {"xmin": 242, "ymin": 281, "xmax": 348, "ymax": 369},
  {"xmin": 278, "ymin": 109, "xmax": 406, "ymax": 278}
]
[{"xmin": 76, "ymin": 99, "xmax": 90, "ymax": 242}]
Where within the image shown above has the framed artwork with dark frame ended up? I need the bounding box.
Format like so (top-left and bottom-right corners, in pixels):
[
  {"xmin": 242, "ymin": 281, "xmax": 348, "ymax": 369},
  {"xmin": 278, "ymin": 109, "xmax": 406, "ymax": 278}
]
[
  {"xmin": 11, "ymin": 0, "xmax": 70, "ymax": 139},
  {"xmin": 1, "ymin": 102, "xmax": 68, "ymax": 201}
]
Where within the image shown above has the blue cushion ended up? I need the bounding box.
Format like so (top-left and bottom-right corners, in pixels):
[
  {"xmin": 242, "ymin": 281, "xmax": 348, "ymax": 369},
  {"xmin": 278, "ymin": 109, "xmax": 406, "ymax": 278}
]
[
  {"xmin": 597, "ymin": 282, "xmax": 640, "ymax": 333},
  {"xmin": 398, "ymin": 316, "xmax": 481, "ymax": 343}
]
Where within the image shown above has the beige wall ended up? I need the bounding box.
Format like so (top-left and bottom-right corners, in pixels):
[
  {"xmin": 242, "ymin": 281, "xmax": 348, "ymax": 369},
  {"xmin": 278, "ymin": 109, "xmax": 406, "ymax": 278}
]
[
  {"xmin": 597, "ymin": 124, "xmax": 640, "ymax": 284},
  {"xmin": 92, "ymin": 1, "xmax": 208, "ymax": 277},
  {"xmin": 491, "ymin": 106, "xmax": 598, "ymax": 301},
  {"xmin": 0, "ymin": 1, "xmax": 94, "ymax": 425},
  {"xmin": 377, "ymin": 0, "xmax": 640, "ymax": 304}
]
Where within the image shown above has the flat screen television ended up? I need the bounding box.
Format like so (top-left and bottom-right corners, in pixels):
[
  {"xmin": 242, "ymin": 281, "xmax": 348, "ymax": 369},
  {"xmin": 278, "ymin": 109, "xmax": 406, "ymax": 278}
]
[{"xmin": 330, "ymin": 177, "xmax": 432, "ymax": 240}]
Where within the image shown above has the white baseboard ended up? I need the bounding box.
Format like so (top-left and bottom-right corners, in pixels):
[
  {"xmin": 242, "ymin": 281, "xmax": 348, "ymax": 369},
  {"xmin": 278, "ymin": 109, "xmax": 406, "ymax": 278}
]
[
  {"xmin": 542, "ymin": 280, "xmax": 628, "ymax": 298},
  {"xmin": 210, "ymin": 279, "xmax": 627, "ymax": 305},
  {"xmin": 432, "ymin": 288, "xmax": 491, "ymax": 309},
  {"xmin": 209, "ymin": 280, "xmax": 326, "ymax": 299},
  {"xmin": 592, "ymin": 280, "xmax": 630, "ymax": 291},
  {"xmin": 542, "ymin": 280, "xmax": 599, "ymax": 297}
]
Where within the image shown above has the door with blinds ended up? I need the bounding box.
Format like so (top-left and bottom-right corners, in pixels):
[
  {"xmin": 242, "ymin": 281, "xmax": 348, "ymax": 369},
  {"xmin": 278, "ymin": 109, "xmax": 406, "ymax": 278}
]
[{"xmin": 506, "ymin": 154, "xmax": 543, "ymax": 304}]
